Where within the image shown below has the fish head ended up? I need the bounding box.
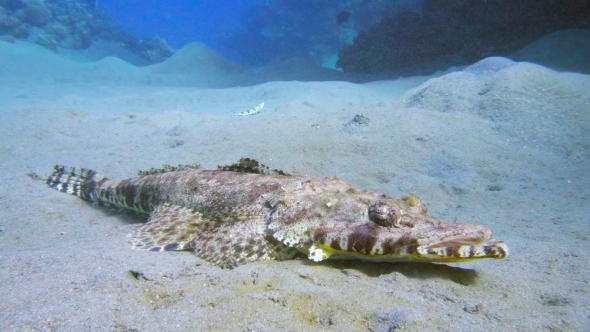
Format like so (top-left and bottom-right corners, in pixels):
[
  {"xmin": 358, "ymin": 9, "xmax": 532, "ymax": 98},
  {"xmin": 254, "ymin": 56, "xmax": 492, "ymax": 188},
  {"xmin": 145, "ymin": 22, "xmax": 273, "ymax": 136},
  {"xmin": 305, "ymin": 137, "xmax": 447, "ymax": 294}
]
[{"xmin": 270, "ymin": 177, "xmax": 508, "ymax": 264}]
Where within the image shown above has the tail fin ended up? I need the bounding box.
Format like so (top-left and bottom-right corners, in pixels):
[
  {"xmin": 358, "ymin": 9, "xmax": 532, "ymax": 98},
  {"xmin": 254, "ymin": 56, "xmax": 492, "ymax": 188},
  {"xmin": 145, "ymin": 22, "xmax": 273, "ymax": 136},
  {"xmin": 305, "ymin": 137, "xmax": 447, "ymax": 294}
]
[{"xmin": 46, "ymin": 165, "xmax": 107, "ymax": 201}]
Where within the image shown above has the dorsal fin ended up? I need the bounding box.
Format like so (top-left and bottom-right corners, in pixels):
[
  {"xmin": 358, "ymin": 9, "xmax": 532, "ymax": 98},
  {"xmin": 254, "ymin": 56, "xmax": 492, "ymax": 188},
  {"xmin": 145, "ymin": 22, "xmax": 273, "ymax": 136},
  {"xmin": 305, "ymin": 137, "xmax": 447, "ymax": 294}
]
[
  {"xmin": 218, "ymin": 158, "xmax": 290, "ymax": 176},
  {"xmin": 137, "ymin": 163, "xmax": 201, "ymax": 177}
]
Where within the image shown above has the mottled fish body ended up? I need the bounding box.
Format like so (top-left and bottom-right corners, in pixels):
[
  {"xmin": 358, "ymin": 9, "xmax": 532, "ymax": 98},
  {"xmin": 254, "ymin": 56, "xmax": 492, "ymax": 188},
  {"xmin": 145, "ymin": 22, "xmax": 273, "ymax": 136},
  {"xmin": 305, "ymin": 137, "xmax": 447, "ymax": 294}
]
[{"xmin": 47, "ymin": 158, "xmax": 508, "ymax": 268}]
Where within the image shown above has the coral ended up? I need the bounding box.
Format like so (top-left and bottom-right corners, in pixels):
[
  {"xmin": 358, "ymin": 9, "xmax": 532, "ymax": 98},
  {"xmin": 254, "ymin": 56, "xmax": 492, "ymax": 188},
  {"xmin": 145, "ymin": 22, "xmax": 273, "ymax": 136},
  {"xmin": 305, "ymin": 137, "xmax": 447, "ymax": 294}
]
[
  {"xmin": 0, "ymin": 34, "xmax": 16, "ymax": 42},
  {"xmin": 21, "ymin": 0, "xmax": 50, "ymax": 26},
  {"xmin": 0, "ymin": 8, "xmax": 20, "ymax": 32},
  {"xmin": 0, "ymin": 0, "xmax": 176, "ymax": 62},
  {"xmin": 27, "ymin": 26, "xmax": 57, "ymax": 51},
  {"xmin": 135, "ymin": 36, "xmax": 175, "ymax": 63}
]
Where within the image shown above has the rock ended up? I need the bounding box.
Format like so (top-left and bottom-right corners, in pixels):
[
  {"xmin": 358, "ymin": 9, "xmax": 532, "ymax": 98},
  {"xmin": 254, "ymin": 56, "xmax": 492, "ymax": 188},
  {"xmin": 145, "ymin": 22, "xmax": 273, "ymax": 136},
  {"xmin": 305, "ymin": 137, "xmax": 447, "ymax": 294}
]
[
  {"xmin": 369, "ymin": 306, "xmax": 424, "ymax": 332},
  {"xmin": 463, "ymin": 303, "xmax": 482, "ymax": 314},
  {"xmin": 21, "ymin": 0, "xmax": 50, "ymax": 26},
  {"xmin": 0, "ymin": 34, "xmax": 15, "ymax": 42},
  {"xmin": 0, "ymin": 8, "xmax": 21, "ymax": 33},
  {"xmin": 337, "ymin": 0, "xmax": 590, "ymax": 76},
  {"xmin": 509, "ymin": 29, "xmax": 590, "ymax": 74},
  {"xmin": 0, "ymin": 0, "xmax": 176, "ymax": 63},
  {"xmin": 342, "ymin": 114, "xmax": 370, "ymax": 134},
  {"xmin": 135, "ymin": 36, "xmax": 175, "ymax": 63},
  {"xmin": 27, "ymin": 26, "xmax": 57, "ymax": 51}
]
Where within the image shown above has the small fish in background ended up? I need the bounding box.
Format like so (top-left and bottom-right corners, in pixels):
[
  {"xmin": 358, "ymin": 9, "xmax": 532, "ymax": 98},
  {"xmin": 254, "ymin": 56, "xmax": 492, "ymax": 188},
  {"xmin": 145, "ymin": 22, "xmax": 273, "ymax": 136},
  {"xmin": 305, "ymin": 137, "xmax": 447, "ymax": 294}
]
[
  {"xmin": 46, "ymin": 158, "xmax": 508, "ymax": 269},
  {"xmin": 234, "ymin": 102, "xmax": 264, "ymax": 116}
]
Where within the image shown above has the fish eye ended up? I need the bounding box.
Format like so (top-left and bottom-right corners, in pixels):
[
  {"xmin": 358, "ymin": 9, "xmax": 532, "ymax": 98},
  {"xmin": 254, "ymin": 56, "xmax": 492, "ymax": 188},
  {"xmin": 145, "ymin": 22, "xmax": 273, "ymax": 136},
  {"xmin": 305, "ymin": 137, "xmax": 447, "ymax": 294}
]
[{"xmin": 368, "ymin": 202, "xmax": 397, "ymax": 226}]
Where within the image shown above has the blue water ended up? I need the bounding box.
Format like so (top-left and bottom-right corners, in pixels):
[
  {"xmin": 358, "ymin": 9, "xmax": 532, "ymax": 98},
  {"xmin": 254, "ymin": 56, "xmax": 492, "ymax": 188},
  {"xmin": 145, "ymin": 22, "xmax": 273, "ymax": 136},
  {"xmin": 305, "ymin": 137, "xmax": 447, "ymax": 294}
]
[
  {"xmin": 98, "ymin": 0, "xmax": 351, "ymax": 66},
  {"xmin": 96, "ymin": 0, "xmax": 408, "ymax": 66},
  {"xmin": 99, "ymin": 0, "xmax": 259, "ymax": 50},
  {"xmin": 1, "ymin": 0, "xmax": 587, "ymax": 73}
]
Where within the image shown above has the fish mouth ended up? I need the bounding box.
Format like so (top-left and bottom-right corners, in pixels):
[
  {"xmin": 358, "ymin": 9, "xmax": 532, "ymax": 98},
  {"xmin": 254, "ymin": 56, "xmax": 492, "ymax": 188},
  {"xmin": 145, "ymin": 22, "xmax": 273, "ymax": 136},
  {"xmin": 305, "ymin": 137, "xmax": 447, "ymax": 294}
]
[
  {"xmin": 415, "ymin": 231, "xmax": 509, "ymax": 262},
  {"xmin": 424, "ymin": 233, "xmax": 495, "ymax": 249},
  {"xmin": 313, "ymin": 239, "xmax": 509, "ymax": 263},
  {"xmin": 309, "ymin": 230, "xmax": 509, "ymax": 263},
  {"xmin": 410, "ymin": 239, "xmax": 509, "ymax": 262}
]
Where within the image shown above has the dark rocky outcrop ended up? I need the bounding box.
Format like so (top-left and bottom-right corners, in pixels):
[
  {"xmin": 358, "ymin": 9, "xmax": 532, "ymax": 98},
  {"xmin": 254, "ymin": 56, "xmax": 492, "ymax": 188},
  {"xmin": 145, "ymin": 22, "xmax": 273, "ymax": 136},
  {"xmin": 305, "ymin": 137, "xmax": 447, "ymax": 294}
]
[
  {"xmin": 0, "ymin": 0, "xmax": 174, "ymax": 63},
  {"xmin": 337, "ymin": 0, "xmax": 590, "ymax": 76}
]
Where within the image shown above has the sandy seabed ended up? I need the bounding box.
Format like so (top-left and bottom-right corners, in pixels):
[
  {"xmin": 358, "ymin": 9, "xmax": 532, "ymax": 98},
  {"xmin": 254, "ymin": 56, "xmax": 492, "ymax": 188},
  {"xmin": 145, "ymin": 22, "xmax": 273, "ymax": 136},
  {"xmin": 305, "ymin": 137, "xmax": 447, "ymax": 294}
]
[{"xmin": 0, "ymin": 40, "xmax": 588, "ymax": 331}]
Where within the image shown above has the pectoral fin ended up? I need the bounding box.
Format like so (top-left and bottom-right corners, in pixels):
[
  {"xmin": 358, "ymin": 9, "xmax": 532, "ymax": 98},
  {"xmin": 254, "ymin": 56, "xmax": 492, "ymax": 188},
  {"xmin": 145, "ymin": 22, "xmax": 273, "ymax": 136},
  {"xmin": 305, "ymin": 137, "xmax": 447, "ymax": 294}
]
[
  {"xmin": 131, "ymin": 204, "xmax": 297, "ymax": 268},
  {"xmin": 131, "ymin": 204, "xmax": 204, "ymax": 252}
]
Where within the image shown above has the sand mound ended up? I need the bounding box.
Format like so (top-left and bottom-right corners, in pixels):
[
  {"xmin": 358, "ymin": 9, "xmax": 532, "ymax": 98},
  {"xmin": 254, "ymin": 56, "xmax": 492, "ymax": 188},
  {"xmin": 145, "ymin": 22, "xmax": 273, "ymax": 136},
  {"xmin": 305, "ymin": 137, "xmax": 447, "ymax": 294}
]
[
  {"xmin": 394, "ymin": 57, "xmax": 589, "ymax": 159},
  {"xmin": 151, "ymin": 42, "xmax": 248, "ymax": 75},
  {"xmin": 58, "ymin": 40, "xmax": 151, "ymax": 67},
  {"xmin": 0, "ymin": 39, "xmax": 438, "ymax": 88},
  {"xmin": 147, "ymin": 43, "xmax": 358, "ymax": 87},
  {"xmin": 0, "ymin": 39, "xmax": 144, "ymax": 83}
]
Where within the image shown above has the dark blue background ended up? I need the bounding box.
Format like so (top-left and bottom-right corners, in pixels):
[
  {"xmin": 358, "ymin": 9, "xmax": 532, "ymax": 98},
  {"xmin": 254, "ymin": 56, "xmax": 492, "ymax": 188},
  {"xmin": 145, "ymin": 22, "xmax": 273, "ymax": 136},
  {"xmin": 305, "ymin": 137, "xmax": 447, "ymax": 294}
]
[{"xmin": 99, "ymin": 0, "xmax": 259, "ymax": 50}]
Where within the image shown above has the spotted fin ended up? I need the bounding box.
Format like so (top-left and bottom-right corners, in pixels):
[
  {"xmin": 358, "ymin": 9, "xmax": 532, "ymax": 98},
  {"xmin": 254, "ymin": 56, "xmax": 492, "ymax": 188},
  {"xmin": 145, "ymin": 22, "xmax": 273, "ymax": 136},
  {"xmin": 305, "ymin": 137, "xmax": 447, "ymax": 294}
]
[
  {"xmin": 218, "ymin": 158, "xmax": 290, "ymax": 176},
  {"xmin": 131, "ymin": 204, "xmax": 203, "ymax": 252},
  {"xmin": 131, "ymin": 204, "xmax": 297, "ymax": 268}
]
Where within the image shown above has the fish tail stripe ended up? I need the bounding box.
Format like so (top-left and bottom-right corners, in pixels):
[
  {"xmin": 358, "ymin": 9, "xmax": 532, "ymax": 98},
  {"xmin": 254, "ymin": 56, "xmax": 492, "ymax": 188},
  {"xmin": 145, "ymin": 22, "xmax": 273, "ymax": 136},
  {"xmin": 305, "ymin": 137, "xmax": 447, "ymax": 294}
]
[{"xmin": 46, "ymin": 165, "xmax": 106, "ymax": 201}]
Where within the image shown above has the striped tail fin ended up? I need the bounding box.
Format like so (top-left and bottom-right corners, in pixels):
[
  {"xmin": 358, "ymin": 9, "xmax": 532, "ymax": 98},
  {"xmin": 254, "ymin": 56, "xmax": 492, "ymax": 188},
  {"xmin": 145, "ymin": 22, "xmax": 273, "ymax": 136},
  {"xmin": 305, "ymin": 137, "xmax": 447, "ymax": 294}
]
[{"xmin": 46, "ymin": 165, "xmax": 107, "ymax": 201}]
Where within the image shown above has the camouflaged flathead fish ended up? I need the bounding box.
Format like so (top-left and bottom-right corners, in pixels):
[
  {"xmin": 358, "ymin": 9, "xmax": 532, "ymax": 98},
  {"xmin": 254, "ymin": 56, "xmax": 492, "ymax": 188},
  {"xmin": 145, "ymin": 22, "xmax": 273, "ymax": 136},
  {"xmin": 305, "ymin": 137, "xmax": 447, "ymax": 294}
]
[{"xmin": 46, "ymin": 158, "xmax": 508, "ymax": 268}]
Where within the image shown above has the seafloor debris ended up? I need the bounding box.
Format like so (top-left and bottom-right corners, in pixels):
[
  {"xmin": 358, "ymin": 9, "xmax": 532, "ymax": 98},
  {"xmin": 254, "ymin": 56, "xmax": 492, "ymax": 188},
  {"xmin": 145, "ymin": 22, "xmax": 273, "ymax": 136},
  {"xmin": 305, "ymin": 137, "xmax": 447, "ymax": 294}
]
[{"xmin": 342, "ymin": 114, "xmax": 370, "ymax": 134}]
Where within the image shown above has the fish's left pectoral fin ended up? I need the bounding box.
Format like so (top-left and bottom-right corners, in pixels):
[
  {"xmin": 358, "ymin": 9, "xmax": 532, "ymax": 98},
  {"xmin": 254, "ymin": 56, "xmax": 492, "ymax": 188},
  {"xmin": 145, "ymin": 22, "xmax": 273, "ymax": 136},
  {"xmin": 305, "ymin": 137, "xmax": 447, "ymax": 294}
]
[
  {"xmin": 131, "ymin": 204, "xmax": 204, "ymax": 252},
  {"xmin": 131, "ymin": 204, "xmax": 297, "ymax": 268}
]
